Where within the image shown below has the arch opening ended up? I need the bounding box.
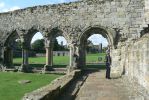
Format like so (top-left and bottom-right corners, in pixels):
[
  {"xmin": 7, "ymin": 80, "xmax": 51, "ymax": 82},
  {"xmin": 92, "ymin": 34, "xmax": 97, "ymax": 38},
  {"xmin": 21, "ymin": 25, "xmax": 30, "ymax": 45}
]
[
  {"xmin": 79, "ymin": 27, "xmax": 112, "ymax": 69},
  {"xmin": 29, "ymin": 32, "xmax": 45, "ymax": 69},
  {"xmin": 27, "ymin": 28, "xmax": 70, "ymax": 71},
  {"xmin": 4, "ymin": 32, "xmax": 22, "ymax": 70},
  {"xmin": 53, "ymin": 36, "xmax": 69, "ymax": 68}
]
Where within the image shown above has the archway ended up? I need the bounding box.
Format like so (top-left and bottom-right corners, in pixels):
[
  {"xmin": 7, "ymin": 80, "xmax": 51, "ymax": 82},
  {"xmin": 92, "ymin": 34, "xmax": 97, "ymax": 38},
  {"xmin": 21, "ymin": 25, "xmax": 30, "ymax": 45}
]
[
  {"xmin": 86, "ymin": 34, "xmax": 108, "ymax": 69},
  {"xmin": 3, "ymin": 32, "xmax": 21, "ymax": 70},
  {"xmin": 43, "ymin": 28, "xmax": 69, "ymax": 72},
  {"xmin": 79, "ymin": 27, "xmax": 113, "ymax": 69},
  {"xmin": 29, "ymin": 32, "xmax": 45, "ymax": 70},
  {"xmin": 53, "ymin": 36, "xmax": 69, "ymax": 68}
]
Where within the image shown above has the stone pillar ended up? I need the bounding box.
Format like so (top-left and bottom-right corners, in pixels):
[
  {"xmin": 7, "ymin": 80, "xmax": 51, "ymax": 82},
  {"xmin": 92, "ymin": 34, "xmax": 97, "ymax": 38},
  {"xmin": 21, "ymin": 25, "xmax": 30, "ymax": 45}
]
[
  {"xmin": 45, "ymin": 47, "xmax": 53, "ymax": 66},
  {"xmin": 78, "ymin": 45, "xmax": 86, "ymax": 68},
  {"xmin": 69, "ymin": 45, "xmax": 73, "ymax": 67},
  {"xmin": 22, "ymin": 49, "xmax": 29, "ymax": 65},
  {"xmin": 20, "ymin": 46, "xmax": 29, "ymax": 72},
  {"xmin": 18, "ymin": 34, "xmax": 30, "ymax": 72},
  {"xmin": 0, "ymin": 46, "xmax": 4, "ymax": 70},
  {"xmin": 4, "ymin": 47, "xmax": 13, "ymax": 68},
  {"xmin": 43, "ymin": 37, "xmax": 53, "ymax": 73},
  {"xmin": 110, "ymin": 48, "xmax": 122, "ymax": 78},
  {"xmin": 67, "ymin": 42, "xmax": 79, "ymax": 73}
]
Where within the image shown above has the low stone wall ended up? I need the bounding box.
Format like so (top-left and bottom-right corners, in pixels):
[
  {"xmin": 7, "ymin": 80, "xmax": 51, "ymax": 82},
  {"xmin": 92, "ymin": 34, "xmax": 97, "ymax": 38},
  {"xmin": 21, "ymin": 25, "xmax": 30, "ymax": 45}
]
[{"xmin": 22, "ymin": 70, "xmax": 81, "ymax": 100}]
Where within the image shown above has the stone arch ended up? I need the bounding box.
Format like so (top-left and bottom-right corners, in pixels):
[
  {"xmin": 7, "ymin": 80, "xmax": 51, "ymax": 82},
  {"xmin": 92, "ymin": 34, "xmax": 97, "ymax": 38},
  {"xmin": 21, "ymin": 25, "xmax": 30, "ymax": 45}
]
[
  {"xmin": 78, "ymin": 26, "xmax": 115, "ymax": 67},
  {"xmin": 43, "ymin": 27, "xmax": 70, "ymax": 70},
  {"xmin": 22, "ymin": 28, "xmax": 45, "ymax": 49},
  {"xmin": 48, "ymin": 27, "xmax": 70, "ymax": 43},
  {"xmin": 79, "ymin": 26, "xmax": 115, "ymax": 48},
  {"xmin": 3, "ymin": 31, "xmax": 20, "ymax": 47},
  {"xmin": 2, "ymin": 31, "xmax": 20, "ymax": 68}
]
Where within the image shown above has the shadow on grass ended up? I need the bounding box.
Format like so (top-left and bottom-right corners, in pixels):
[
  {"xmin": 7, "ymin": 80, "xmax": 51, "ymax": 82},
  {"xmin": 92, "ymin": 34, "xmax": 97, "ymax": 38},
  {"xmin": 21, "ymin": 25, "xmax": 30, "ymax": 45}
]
[
  {"xmin": 53, "ymin": 65, "xmax": 67, "ymax": 68},
  {"xmin": 85, "ymin": 64, "xmax": 106, "ymax": 70},
  {"xmin": 14, "ymin": 64, "xmax": 67, "ymax": 68},
  {"xmin": 14, "ymin": 63, "xmax": 105, "ymax": 70}
]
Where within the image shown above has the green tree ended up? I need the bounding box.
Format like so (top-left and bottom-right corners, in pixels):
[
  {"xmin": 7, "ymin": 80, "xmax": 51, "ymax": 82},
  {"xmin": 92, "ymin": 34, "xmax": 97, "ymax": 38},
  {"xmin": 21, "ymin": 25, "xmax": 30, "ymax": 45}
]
[
  {"xmin": 86, "ymin": 40, "xmax": 93, "ymax": 53},
  {"xmin": 31, "ymin": 39, "xmax": 45, "ymax": 53},
  {"xmin": 53, "ymin": 39, "xmax": 59, "ymax": 51},
  {"xmin": 31, "ymin": 38, "xmax": 69, "ymax": 53},
  {"xmin": 53, "ymin": 38, "xmax": 69, "ymax": 51}
]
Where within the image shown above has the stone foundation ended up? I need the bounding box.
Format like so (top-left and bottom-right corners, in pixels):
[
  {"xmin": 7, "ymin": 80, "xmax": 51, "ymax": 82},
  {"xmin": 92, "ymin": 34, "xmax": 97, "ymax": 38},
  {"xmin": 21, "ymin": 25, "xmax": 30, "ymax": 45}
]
[{"xmin": 22, "ymin": 70, "xmax": 81, "ymax": 100}]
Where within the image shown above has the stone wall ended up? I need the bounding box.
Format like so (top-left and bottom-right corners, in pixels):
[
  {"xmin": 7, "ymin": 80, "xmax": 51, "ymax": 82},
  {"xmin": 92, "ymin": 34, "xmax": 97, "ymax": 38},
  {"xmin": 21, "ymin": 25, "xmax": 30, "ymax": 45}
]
[
  {"xmin": 112, "ymin": 33, "xmax": 149, "ymax": 92},
  {"xmin": 22, "ymin": 70, "xmax": 81, "ymax": 100},
  {"xmin": 0, "ymin": 0, "xmax": 146, "ymax": 44},
  {"xmin": 0, "ymin": 0, "xmax": 149, "ymax": 92}
]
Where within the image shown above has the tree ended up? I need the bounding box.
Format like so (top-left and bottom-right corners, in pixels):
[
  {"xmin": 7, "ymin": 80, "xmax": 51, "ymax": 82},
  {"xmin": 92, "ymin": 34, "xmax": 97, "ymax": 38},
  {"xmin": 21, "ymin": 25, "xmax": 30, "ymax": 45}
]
[
  {"xmin": 31, "ymin": 38, "xmax": 69, "ymax": 53},
  {"xmin": 53, "ymin": 38, "xmax": 69, "ymax": 51},
  {"xmin": 31, "ymin": 39, "xmax": 45, "ymax": 53},
  {"xmin": 53, "ymin": 39, "xmax": 59, "ymax": 51},
  {"xmin": 86, "ymin": 40, "xmax": 93, "ymax": 53}
]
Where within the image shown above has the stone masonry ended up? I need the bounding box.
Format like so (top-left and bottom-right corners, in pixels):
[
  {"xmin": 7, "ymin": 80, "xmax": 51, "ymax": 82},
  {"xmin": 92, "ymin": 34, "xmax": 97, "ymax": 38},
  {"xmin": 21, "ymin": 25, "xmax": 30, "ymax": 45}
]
[{"xmin": 0, "ymin": 0, "xmax": 149, "ymax": 92}]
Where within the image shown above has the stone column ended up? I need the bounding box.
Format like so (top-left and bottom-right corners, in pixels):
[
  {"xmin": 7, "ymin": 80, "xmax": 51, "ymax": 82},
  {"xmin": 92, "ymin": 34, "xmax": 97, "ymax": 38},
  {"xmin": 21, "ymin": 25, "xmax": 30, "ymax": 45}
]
[
  {"xmin": 43, "ymin": 37, "xmax": 53, "ymax": 73},
  {"xmin": 45, "ymin": 46, "xmax": 53, "ymax": 66},
  {"xmin": 69, "ymin": 45, "xmax": 73, "ymax": 67},
  {"xmin": 19, "ymin": 35, "xmax": 29, "ymax": 72},
  {"xmin": 80, "ymin": 45, "xmax": 86, "ymax": 68},
  {"xmin": 22, "ymin": 49, "xmax": 29, "ymax": 65},
  {"xmin": 9, "ymin": 48, "xmax": 13, "ymax": 67},
  {"xmin": 4, "ymin": 47, "xmax": 13, "ymax": 68},
  {"xmin": 67, "ymin": 42, "xmax": 79, "ymax": 73},
  {"xmin": 110, "ymin": 48, "xmax": 122, "ymax": 78}
]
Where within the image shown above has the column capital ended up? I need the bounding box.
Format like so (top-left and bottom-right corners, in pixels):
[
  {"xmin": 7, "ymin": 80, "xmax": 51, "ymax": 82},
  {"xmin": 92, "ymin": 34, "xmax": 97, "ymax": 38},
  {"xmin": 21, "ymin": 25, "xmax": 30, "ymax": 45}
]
[
  {"xmin": 44, "ymin": 36, "xmax": 54, "ymax": 48},
  {"xmin": 18, "ymin": 34, "xmax": 30, "ymax": 50},
  {"xmin": 44, "ymin": 37, "xmax": 51, "ymax": 48}
]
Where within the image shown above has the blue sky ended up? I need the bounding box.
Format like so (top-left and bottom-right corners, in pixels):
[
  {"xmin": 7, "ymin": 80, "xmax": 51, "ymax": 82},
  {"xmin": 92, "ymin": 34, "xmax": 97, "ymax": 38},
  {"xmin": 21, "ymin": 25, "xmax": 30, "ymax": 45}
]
[
  {"xmin": 0, "ymin": 0, "xmax": 108, "ymax": 47},
  {"xmin": 0, "ymin": 0, "xmax": 78, "ymax": 12}
]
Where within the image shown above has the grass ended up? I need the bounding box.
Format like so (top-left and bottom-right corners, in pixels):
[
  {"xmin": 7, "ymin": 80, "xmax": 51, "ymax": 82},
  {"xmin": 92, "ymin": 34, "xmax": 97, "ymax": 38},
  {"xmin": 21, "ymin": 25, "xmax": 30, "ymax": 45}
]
[
  {"xmin": 13, "ymin": 56, "xmax": 69, "ymax": 65},
  {"xmin": 13, "ymin": 53, "xmax": 106, "ymax": 66},
  {"xmin": 0, "ymin": 72, "xmax": 62, "ymax": 100},
  {"xmin": 0, "ymin": 53, "xmax": 106, "ymax": 99},
  {"xmin": 86, "ymin": 53, "xmax": 106, "ymax": 63}
]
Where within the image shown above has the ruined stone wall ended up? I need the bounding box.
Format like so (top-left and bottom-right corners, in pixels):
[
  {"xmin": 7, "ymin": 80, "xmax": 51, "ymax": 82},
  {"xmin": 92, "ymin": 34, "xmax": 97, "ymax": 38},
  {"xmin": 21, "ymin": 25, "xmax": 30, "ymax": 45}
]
[
  {"xmin": 145, "ymin": 0, "xmax": 149, "ymax": 24},
  {"xmin": 114, "ymin": 34, "xmax": 149, "ymax": 91},
  {"xmin": 0, "ymin": 0, "xmax": 145, "ymax": 43},
  {"xmin": 0, "ymin": 0, "xmax": 149, "ymax": 91},
  {"xmin": 0, "ymin": 0, "xmax": 146, "ymax": 64}
]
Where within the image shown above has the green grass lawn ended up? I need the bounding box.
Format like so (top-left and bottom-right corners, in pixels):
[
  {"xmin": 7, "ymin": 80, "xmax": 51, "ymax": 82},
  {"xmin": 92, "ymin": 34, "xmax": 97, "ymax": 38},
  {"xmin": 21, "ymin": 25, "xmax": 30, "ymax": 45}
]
[
  {"xmin": 0, "ymin": 72, "xmax": 62, "ymax": 100},
  {"xmin": 13, "ymin": 53, "xmax": 106, "ymax": 66},
  {"xmin": 86, "ymin": 53, "xmax": 106, "ymax": 63},
  {"xmin": 13, "ymin": 56, "xmax": 69, "ymax": 65},
  {"xmin": 0, "ymin": 53, "xmax": 106, "ymax": 99},
  {"xmin": 0, "ymin": 53, "xmax": 106, "ymax": 100}
]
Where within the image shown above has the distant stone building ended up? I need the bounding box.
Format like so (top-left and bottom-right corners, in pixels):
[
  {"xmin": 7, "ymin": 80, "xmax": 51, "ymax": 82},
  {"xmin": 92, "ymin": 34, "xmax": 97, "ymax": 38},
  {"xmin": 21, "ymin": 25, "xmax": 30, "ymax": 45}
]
[
  {"xmin": 53, "ymin": 51, "xmax": 69, "ymax": 56},
  {"xmin": 87, "ymin": 43, "xmax": 103, "ymax": 53},
  {"xmin": 36, "ymin": 51, "xmax": 69, "ymax": 57}
]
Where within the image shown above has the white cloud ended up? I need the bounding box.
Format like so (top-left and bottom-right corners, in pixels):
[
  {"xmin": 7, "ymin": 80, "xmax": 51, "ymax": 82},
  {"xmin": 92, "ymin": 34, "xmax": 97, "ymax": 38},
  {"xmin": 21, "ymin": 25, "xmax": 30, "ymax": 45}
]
[
  {"xmin": 0, "ymin": 2, "xmax": 5, "ymax": 8},
  {"xmin": 2, "ymin": 6, "xmax": 20, "ymax": 12},
  {"xmin": 31, "ymin": 32, "xmax": 43, "ymax": 43},
  {"xmin": 0, "ymin": 1, "xmax": 20, "ymax": 13},
  {"xmin": 88, "ymin": 34, "xmax": 108, "ymax": 47},
  {"xmin": 56, "ymin": 36, "xmax": 67, "ymax": 45},
  {"xmin": 9, "ymin": 6, "xmax": 20, "ymax": 11}
]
